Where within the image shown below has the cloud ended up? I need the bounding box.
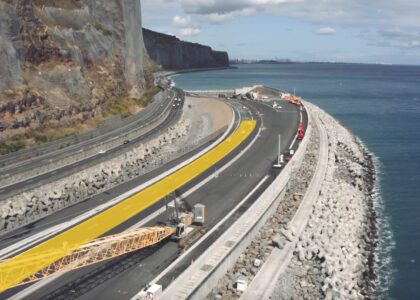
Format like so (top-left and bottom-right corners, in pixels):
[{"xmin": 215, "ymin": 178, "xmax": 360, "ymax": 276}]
[
  {"xmin": 151, "ymin": 0, "xmax": 420, "ymax": 28},
  {"xmin": 315, "ymin": 27, "xmax": 336, "ymax": 35},
  {"xmin": 360, "ymin": 29, "xmax": 420, "ymax": 49},
  {"xmin": 178, "ymin": 27, "xmax": 201, "ymax": 36},
  {"xmin": 198, "ymin": 7, "xmax": 257, "ymax": 24},
  {"xmin": 172, "ymin": 15, "xmax": 192, "ymax": 27},
  {"xmin": 143, "ymin": 0, "xmax": 420, "ymax": 51}
]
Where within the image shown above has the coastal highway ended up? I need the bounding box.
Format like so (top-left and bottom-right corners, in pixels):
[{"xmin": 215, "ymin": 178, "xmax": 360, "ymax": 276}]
[
  {"xmin": 0, "ymin": 97, "xmax": 307, "ymax": 299},
  {"xmin": 0, "ymin": 88, "xmax": 183, "ymax": 198},
  {"xmin": 0, "ymin": 85, "xmax": 174, "ymax": 172}
]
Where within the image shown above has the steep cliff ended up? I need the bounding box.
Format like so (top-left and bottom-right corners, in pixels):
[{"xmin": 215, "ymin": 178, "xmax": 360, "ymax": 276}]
[
  {"xmin": 143, "ymin": 28, "xmax": 229, "ymax": 71},
  {"xmin": 0, "ymin": 0, "xmax": 150, "ymax": 145}
]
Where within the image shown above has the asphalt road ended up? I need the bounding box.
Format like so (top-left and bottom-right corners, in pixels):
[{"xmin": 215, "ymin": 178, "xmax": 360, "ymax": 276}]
[
  {"xmin": 0, "ymin": 95, "xmax": 239, "ymax": 255},
  {"xmin": 0, "ymin": 89, "xmax": 183, "ymax": 198},
  {"xmin": 0, "ymin": 99, "xmax": 308, "ymax": 300}
]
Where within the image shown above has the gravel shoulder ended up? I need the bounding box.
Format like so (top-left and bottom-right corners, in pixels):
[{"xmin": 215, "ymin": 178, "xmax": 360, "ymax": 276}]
[{"xmin": 183, "ymin": 96, "xmax": 233, "ymax": 144}]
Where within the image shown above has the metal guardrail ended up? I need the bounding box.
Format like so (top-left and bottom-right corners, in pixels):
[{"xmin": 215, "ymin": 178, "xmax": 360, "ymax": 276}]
[
  {"xmin": 0, "ymin": 89, "xmax": 178, "ymax": 190},
  {"xmin": 0, "ymin": 89, "xmax": 170, "ymax": 171}
]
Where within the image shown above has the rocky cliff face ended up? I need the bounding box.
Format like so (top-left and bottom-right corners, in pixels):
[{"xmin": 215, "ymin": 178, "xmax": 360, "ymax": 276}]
[
  {"xmin": 0, "ymin": 0, "xmax": 149, "ymax": 142},
  {"xmin": 143, "ymin": 28, "xmax": 229, "ymax": 71}
]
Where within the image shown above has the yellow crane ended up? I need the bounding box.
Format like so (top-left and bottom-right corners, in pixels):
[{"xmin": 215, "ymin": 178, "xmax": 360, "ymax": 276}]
[
  {"xmin": 0, "ymin": 206, "xmax": 204, "ymax": 289},
  {"xmin": 0, "ymin": 226, "xmax": 175, "ymax": 288}
]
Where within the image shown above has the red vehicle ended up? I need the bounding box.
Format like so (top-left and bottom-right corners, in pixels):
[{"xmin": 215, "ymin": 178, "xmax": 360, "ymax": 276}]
[{"xmin": 297, "ymin": 122, "xmax": 305, "ymax": 140}]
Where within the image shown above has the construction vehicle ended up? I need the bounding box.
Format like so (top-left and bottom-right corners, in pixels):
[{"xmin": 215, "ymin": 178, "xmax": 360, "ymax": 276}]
[
  {"xmin": 291, "ymin": 96, "xmax": 302, "ymax": 107},
  {"xmin": 272, "ymin": 102, "xmax": 281, "ymax": 109},
  {"xmin": 297, "ymin": 122, "xmax": 305, "ymax": 140},
  {"xmin": 136, "ymin": 284, "xmax": 163, "ymax": 300},
  {"xmin": 281, "ymin": 93, "xmax": 302, "ymax": 107},
  {"xmin": 0, "ymin": 203, "xmax": 205, "ymax": 290}
]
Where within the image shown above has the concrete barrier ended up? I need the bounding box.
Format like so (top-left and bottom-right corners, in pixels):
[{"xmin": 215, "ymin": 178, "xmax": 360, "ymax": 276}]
[
  {"xmin": 161, "ymin": 105, "xmax": 313, "ymax": 300},
  {"xmin": 0, "ymin": 90, "xmax": 169, "ymax": 171},
  {"xmin": 241, "ymin": 102, "xmax": 328, "ymax": 299},
  {"xmin": 0, "ymin": 92, "xmax": 176, "ymax": 196}
]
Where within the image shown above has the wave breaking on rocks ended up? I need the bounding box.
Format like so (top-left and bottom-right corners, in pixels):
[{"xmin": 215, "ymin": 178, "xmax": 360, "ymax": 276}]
[{"xmin": 272, "ymin": 103, "xmax": 379, "ymax": 299}]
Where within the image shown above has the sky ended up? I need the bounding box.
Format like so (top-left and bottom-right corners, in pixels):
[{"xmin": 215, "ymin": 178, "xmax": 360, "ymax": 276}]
[{"xmin": 141, "ymin": 0, "xmax": 420, "ymax": 65}]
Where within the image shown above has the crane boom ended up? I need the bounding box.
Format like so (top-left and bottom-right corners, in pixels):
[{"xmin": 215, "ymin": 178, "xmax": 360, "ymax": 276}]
[{"xmin": 0, "ymin": 226, "xmax": 175, "ymax": 288}]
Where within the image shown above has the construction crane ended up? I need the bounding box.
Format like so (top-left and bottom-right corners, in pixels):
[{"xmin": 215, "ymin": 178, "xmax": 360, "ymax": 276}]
[{"xmin": 0, "ymin": 204, "xmax": 205, "ymax": 290}]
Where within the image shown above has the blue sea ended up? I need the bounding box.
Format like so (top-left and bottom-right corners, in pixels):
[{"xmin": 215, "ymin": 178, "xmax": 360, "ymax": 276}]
[{"xmin": 172, "ymin": 63, "xmax": 420, "ymax": 299}]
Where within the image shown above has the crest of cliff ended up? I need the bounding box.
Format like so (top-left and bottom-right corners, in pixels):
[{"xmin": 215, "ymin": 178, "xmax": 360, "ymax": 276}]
[
  {"xmin": 0, "ymin": 0, "xmax": 153, "ymax": 147},
  {"xmin": 143, "ymin": 28, "xmax": 229, "ymax": 71}
]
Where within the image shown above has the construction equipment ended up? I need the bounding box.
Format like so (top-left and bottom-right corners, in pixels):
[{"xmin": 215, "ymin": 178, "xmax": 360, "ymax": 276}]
[
  {"xmin": 135, "ymin": 283, "xmax": 163, "ymax": 300},
  {"xmin": 297, "ymin": 122, "xmax": 305, "ymax": 140},
  {"xmin": 0, "ymin": 204, "xmax": 205, "ymax": 290},
  {"xmin": 281, "ymin": 93, "xmax": 302, "ymax": 107},
  {"xmin": 291, "ymin": 96, "xmax": 302, "ymax": 107}
]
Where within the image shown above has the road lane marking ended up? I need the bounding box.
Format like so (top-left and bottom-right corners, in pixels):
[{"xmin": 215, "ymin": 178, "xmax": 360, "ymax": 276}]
[
  {"xmin": 0, "ymin": 107, "xmax": 236, "ymax": 261},
  {"xmin": 128, "ymin": 126, "xmax": 263, "ymax": 231},
  {"xmin": 0, "ymin": 121, "xmax": 256, "ymax": 292},
  {"xmin": 9, "ymin": 122, "xmax": 261, "ymax": 300},
  {"xmin": 0, "ymin": 91, "xmax": 177, "ymax": 192},
  {"xmin": 147, "ymin": 175, "xmax": 270, "ymax": 289}
]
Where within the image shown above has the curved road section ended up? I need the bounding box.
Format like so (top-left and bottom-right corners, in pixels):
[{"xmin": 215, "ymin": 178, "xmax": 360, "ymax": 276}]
[
  {"xmin": 0, "ymin": 94, "xmax": 305, "ymax": 300},
  {"xmin": 0, "ymin": 121, "xmax": 256, "ymax": 293},
  {"xmin": 0, "ymin": 89, "xmax": 181, "ymax": 198}
]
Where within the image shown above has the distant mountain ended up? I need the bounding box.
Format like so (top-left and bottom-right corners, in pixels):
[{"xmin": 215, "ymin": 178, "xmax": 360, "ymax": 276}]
[{"xmin": 143, "ymin": 28, "xmax": 229, "ymax": 71}]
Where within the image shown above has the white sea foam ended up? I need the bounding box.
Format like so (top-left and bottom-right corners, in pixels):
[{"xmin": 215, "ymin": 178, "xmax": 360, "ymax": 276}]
[{"xmin": 359, "ymin": 142, "xmax": 395, "ymax": 298}]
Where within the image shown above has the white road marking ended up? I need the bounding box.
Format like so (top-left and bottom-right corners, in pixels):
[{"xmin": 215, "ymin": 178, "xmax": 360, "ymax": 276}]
[
  {"xmin": 128, "ymin": 126, "xmax": 263, "ymax": 231},
  {"xmin": 146, "ymin": 175, "xmax": 270, "ymax": 288},
  {"xmin": 289, "ymin": 134, "xmax": 299, "ymax": 150},
  {"xmin": 0, "ymin": 106, "xmax": 237, "ymax": 261},
  {"xmin": 6, "ymin": 106, "xmax": 247, "ymax": 298},
  {"xmin": 289, "ymin": 105, "xmax": 305, "ymax": 150},
  {"xmin": 5, "ymin": 101, "xmax": 261, "ymax": 298},
  {"xmin": 0, "ymin": 91, "xmax": 178, "ymax": 192}
]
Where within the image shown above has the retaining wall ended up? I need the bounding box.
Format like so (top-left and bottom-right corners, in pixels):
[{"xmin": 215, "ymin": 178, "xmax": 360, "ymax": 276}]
[
  {"xmin": 241, "ymin": 102, "xmax": 328, "ymax": 299},
  {"xmin": 0, "ymin": 91, "xmax": 174, "ymax": 196},
  {"xmin": 161, "ymin": 106, "xmax": 313, "ymax": 300}
]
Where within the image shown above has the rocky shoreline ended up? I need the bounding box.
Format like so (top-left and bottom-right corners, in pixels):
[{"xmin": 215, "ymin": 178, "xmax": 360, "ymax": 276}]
[
  {"xmin": 272, "ymin": 103, "xmax": 378, "ymax": 299},
  {"xmin": 208, "ymin": 112, "xmax": 321, "ymax": 299},
  {"xmin": 208, "ymin": 102, "xmax": 378, "ymax": 299}
]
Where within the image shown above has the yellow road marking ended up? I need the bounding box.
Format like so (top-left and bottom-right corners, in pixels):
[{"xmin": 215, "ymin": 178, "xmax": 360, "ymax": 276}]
[{"xmin": 0, "ymin": 120, "xmax": 256, "ymax": 292}]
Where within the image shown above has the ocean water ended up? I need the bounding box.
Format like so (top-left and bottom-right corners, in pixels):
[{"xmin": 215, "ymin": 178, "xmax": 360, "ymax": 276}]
[{"xmin": 172, "ymin": 63, "xmax": 420, "ymax": 299}]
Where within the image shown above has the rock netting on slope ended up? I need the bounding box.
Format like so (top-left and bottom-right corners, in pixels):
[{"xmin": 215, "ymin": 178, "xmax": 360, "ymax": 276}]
[
  {"xmin": 0, "ymin": 119, "xmax": 190, "ymax": 233},
  {"xmin": 272, "ymin": 103, "xmax": 377, "ymax": 299},
  {"xmin": 208, "ymin": 124, "xmax": 320, "ymax": 300}
]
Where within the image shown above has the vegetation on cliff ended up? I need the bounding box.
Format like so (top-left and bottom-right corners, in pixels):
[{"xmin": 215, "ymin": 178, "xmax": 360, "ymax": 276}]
[
  {"xmin": 143, "ymin": 28, "xmax": 229, "ymax": 71},
  {"xmin": 0, "ymin": 0, "xmax": 153, "ymax": 153}
]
